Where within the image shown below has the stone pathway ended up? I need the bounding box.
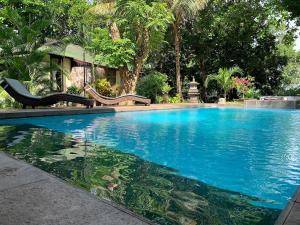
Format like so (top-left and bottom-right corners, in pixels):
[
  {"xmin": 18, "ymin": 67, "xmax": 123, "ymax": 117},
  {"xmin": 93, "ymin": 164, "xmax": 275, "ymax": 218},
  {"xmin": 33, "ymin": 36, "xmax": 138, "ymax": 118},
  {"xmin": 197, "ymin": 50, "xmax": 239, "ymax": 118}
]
[
  {"xmin": 0, "ymin": 153, "xmax": 153, "ymax": 225},
  {"xmin": 275, "ymin": 188, "xmax": 300, "ymax": 225}
]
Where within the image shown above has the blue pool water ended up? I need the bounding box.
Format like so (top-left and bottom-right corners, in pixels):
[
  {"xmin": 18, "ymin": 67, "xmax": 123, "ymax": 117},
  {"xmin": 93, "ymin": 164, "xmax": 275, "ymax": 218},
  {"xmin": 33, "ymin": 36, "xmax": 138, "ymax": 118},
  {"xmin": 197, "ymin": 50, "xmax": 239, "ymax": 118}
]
[{"xmin": 1, "ymin": 108, "xmax": 300, "ymax": 209}]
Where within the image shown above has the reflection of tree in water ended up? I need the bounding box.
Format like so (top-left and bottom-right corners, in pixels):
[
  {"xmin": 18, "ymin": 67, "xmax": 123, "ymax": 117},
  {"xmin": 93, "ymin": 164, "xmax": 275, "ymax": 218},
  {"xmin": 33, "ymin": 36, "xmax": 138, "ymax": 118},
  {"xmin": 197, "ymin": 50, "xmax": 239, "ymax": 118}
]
[{"xmin": 0, "ymin": 125, "xmax": 280, "ymax": 225}]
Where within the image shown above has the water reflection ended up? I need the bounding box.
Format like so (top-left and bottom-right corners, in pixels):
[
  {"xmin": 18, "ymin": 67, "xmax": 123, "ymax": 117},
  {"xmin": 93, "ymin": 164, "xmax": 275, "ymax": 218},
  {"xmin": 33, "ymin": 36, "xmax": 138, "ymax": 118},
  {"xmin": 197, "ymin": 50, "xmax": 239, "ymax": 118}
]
[
  {"xmin": 1, "ymin": 108, "xmax": 300, "ymax": 209},
  {"xmin": 0, "ymin": 125, "xmax": 279, "ymax": 225}
]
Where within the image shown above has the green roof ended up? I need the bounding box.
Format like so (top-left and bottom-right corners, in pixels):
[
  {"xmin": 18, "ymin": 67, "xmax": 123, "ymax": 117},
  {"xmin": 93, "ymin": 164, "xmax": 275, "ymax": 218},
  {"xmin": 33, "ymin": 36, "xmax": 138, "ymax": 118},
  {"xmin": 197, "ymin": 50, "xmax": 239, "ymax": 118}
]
[{"xmin": 40, "ymin": 41, "xmax": 95, "ymax": 65}]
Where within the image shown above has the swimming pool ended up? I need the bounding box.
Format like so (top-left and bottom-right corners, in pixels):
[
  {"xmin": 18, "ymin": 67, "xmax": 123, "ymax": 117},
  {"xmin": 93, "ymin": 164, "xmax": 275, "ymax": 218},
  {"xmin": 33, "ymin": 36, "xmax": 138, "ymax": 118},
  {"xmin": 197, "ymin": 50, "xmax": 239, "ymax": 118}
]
[{"xmin": 1, "ymin": 108, "xmax": 299, "ymax": 224}]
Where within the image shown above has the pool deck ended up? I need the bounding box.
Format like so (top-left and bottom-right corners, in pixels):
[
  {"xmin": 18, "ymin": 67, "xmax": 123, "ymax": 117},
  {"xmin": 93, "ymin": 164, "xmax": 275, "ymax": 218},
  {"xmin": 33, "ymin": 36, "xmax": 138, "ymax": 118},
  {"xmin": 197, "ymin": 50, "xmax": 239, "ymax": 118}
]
[
  {"xmin": 275, "ymin": 187, "xmax": 300, "ymax": 225},
  {"xmin": 0, "ymin": 103, "xmax": 243, "ymax": 119},
  {"xmin": 0, "ymin": 152, "xmax": 154, "ymax": 225}
]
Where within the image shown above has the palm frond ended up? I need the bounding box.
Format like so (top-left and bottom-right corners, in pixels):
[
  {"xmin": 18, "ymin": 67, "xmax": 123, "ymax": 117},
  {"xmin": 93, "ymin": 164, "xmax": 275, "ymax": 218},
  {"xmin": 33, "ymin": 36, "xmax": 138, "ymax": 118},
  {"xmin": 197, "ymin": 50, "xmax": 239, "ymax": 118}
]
[
  {"xmin": 204, "ymin": 73, "xmax": 216, "ymax": 88},
  {"xmin": 170, "ymin": 0, "xmax": 208, "ymax": 19},
  {"xmin": 88, "ymin": 2, "xmax": 116, "ymax": 17}
]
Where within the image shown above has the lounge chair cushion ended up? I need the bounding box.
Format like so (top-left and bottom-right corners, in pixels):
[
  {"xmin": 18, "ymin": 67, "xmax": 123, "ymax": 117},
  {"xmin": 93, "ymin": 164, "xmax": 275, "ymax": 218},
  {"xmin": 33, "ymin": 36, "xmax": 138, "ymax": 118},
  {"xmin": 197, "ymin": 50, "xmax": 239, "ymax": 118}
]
[{"xmin": 3, "ymin": 78, "xmax": 41, "ymax": 99}]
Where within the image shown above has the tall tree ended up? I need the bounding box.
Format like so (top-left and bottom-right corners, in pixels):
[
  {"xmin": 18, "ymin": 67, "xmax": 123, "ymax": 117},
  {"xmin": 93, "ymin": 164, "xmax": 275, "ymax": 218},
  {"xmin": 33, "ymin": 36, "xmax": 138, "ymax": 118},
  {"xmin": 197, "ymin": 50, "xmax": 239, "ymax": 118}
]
[
  {"xmin": 116, "ymin": 0, "xmax": 173, "ymax": 94},
  {"xmin": 88, "ymin": 0, "xmax": 120, "ymax": 41},
  {"xmin": 89, "ymin": 0, "xmax": 173, "ymax": 94},
  {"xmin": 163, "ymin": 0, "xmax": 207, "ymax": 96},
  {"xmin": 282, "ymin": 0, "xmax": 300, "ymax": 18},
  {"xmin": 182, "ymin": 0, "xmax": 293, "ymax": 96},
  {"xmin": 45, "ymin": 0, "xmax": 90, "ymax": 41},
  {"xmin": 0, "ymin": 0, "xmax": 50, "ymax": 82}
]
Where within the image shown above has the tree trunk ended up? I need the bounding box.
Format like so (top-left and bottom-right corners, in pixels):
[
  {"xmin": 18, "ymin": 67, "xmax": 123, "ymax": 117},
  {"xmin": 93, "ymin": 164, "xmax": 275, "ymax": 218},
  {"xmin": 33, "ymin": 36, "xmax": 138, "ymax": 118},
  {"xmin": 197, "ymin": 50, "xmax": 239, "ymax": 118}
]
[
  {"xmin": 199, "ymin": 59, "xmax": 207, "ymax": 101},
  {"xmin": 110, "ymin": 22, "xmax": 120, "ymax": 41},
  {"xmin": 173, "ymin": 22, "xmax": 182, "ymax": 96},
  {"xmin": 120, "ymin": 30, "xmax": 149, "ymax": 94},
  {"xmin": 120, "ymin": 57, "xmax": 143, "ymax": 94}
]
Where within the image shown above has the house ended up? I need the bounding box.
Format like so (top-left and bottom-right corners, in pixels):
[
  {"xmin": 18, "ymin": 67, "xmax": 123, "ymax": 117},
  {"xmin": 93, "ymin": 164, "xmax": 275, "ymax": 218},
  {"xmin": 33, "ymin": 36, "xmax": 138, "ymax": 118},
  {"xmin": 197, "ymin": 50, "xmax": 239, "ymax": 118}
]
[{"xmin": 41, "ymin": 41, "xmax": 122, "ymax": 92}]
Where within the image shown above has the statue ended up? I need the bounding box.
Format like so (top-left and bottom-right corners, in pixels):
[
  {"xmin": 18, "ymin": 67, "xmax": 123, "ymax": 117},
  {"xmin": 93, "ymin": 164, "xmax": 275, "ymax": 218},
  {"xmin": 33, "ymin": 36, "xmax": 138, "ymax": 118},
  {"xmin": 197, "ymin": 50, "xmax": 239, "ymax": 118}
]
[{"xmin": 188, "ymin": 77, "xmax": 200, "ymax": 103}]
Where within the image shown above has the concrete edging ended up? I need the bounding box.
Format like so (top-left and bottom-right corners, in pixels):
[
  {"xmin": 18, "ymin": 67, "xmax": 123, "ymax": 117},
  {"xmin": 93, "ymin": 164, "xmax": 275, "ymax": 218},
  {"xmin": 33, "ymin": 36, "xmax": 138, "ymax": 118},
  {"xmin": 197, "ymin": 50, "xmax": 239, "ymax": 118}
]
[{"xmin": 0, "ymin": 152, "xmax": 156, "ymax": 225}]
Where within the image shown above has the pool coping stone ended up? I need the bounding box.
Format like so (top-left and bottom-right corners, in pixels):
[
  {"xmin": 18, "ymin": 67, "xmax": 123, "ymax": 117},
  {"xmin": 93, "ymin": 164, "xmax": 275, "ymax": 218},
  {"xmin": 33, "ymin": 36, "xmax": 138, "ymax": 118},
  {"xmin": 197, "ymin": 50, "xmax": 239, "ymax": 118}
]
[
  {"xmin": 0, "ymin": 103, "xmax": 244, "ymax": 119},
  {"xmin": 275, "ymin": 186, "xmax": 300, "ymax": 225},
  {"xmin": 0, "ymin": 152, "xmax": 156, "ymax": 225}
]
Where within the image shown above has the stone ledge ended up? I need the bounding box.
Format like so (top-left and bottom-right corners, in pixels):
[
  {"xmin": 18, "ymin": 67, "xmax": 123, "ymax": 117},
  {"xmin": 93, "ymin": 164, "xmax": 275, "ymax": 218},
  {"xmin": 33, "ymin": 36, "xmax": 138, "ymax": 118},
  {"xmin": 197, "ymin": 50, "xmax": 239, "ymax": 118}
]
[{"xmin": 0, "ymin": 153, "xmax": 154, "ymax": 225}]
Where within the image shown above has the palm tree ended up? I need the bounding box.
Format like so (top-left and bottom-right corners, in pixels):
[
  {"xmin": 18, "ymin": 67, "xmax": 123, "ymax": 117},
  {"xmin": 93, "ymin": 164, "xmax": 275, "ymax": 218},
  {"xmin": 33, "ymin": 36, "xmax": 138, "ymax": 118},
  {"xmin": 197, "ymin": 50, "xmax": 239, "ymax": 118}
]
[
  {"xmin": 163, "ymin": 0, "xmax": 208, "ymax": 96},
  {"xmin": 205, "ymin": 67, "xmax": 243, "ymax": 101},
  {"xmin": 88, "ymin": 0, "xmax": 120, "ymax": 41}
]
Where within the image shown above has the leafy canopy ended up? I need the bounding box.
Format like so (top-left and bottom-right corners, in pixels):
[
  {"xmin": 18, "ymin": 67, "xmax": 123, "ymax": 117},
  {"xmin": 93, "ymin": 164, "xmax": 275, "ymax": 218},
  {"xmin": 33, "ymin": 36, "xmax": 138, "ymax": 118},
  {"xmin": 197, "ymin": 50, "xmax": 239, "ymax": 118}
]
[
  {"xmin": 89, "ymin": 28, "xmax": 135, "ymax": 68},
  {"xmin": 117, "ymin": 0, "xmax": 174, "ymax": 52}
]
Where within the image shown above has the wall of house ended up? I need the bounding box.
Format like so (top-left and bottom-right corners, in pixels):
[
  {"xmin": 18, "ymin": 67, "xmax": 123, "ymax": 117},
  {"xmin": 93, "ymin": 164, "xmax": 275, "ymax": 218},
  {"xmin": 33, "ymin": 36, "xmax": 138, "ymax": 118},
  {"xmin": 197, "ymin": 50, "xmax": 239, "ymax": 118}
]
[
  {"xmin": 68, "ymin": 67, "xmax": 92, "ymax": 90},
  {"xmin": 63, "ymin": 58, "xmax": 72, "ymax": 91},
  {"xmin": 45, "ymin": 54, "xmax": 121, "ymax": 93},
  {"xmin": 116, "ymin": 71, "xmax": 121, "ymax": 86}
]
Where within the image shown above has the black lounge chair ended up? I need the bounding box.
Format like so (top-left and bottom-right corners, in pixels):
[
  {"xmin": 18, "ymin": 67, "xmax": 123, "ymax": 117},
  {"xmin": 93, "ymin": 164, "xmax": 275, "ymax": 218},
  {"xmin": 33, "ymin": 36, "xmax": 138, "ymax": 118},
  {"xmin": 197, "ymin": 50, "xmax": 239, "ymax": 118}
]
[{"xmin": 0, "ymin": 77, "xmax": 94, "ymax": 109}]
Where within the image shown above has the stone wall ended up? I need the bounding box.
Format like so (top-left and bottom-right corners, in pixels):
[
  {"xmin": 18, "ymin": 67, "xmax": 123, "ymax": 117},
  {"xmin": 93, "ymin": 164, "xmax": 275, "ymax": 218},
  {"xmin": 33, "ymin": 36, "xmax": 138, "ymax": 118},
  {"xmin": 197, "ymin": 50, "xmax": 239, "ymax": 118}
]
[{"xmin": 245, "ymin": 100, "xmax": 300, "ymax": 109}]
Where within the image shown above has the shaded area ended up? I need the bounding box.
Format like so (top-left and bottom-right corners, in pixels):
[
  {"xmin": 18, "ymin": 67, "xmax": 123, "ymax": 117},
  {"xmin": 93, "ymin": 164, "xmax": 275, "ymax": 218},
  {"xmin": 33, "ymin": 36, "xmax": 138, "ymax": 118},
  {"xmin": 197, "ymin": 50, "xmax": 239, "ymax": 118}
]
[{"xmin": 0, "ymin": 125, "xmax": 280, "ymax": 225}]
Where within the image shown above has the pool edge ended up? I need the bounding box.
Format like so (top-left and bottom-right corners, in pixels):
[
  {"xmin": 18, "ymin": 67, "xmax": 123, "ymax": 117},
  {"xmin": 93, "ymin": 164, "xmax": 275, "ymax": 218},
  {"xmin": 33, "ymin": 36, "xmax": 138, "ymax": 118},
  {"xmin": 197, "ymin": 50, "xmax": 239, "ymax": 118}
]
[
  {"xmin": 0, "ymin": 152, "xmax": 158, "ymax": 225},
  {"xmin": 0, "ymin": 103, "xmax": 244, "ymax": 119},
  {"xmin": 275, "ymin": 186, "xmax": 300, "ymax": 225}
]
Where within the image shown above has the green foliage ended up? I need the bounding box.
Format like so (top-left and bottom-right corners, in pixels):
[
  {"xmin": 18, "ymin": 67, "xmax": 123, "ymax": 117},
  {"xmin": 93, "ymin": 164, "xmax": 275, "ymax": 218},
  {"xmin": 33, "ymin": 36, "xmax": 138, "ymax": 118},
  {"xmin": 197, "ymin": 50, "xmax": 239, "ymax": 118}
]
[
  {"xmin": 116, "ymin": 0, "xmax": 174, "ymax": 92},
  {"xmin": 45, "ymin": 0, "xmax": 91, "ymax": 40},
  {"xmin": 89, "ymin": 28, "xmax": 135, "ymax": 68},
  {"xmin": 136, "ymin": 72, "xmax": 171, "ymax": 102},
  {"xmin": 117, "ymin": 0, "xmax": 174, "ymax": 52},
  {"xmin": 282, "ymin": 0, "xmax": 300, "ymax": 19},
  {"xmin": 244, "ymin": 87, "xmax": 261, "ymax": 99},
  {"xmin": 155, "ymin": 95, "xmax": 165, "ymax": 104},
  {"xmin": 276, "ymin": 46, "xmax": 300, "ymax": 94},
  {"xmin": 168, "ymin": 94, "xmax": 182, "ymax": 103},
  {"xmin": 205, "ymin": 67, "xmax": 243, "ymax": 100},
  {"xmin": 0, "ymin": 90, "xmax": 22, "ymax": 109},
  {"xmin": 66, "ymin": 85, "xmax": 82, "ymax": 95},
  {"xmin": 95, "ymin": 79, "xmax": 113, "ymax": 96},
  {"xmin": 0, "ymin": 0, "xmax": 50, "ymax": 81},
  {"xmin": 0, "ymin": 0, "xmax": 298, "ymax": 103},
  {"xmin": 179, "ymin": 0, "xmax": 294, "ymax": 96},
  {"xmin": 232, "ymin": 76, "xmax": 255, "ymax": 99}
]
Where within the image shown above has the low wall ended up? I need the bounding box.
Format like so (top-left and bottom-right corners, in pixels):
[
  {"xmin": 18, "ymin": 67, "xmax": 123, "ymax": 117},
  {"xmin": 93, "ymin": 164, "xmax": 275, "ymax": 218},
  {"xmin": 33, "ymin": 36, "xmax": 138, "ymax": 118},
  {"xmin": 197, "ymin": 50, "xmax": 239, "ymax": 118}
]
[{"xmin": 245, "ymin": 100, "xmax": 300, "ymax": 109}]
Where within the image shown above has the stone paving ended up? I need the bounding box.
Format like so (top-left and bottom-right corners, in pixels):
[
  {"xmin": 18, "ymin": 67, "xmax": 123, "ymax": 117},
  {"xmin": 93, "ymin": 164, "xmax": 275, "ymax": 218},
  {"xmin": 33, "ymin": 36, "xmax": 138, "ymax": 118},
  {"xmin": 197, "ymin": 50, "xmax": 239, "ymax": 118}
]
[
  {"xmin": 0, "ymin": 153, "xmax": 153, "ymax": 225},
  {"xmin": 275, "ymin": 188, "xmax": 300, "ymax": 225}
]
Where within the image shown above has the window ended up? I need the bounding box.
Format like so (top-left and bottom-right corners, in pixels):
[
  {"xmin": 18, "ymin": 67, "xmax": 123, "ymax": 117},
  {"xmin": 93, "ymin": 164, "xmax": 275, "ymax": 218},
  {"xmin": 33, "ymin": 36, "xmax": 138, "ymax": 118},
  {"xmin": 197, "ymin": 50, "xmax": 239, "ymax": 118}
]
[
  {"xmin": 106, "ymin": 68, "xmax": 116, "ymax": 85},
  {"xmin": 50, "ymin": 56, "xmax": 63, "ymax": 92}
]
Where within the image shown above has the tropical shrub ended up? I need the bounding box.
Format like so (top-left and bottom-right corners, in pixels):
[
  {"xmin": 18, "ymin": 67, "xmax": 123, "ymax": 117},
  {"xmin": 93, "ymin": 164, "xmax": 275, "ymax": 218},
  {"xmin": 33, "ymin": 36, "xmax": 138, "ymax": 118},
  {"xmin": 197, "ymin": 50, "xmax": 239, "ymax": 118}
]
[
  {"xmin": 244, "ymin": 87, "xmax": 261, "ymax": 99},
  {"xmin": 168, "ymin": 94, "xmax": 182, "ymax": 103},
  {"xmin": 0, "ymin": 90, "xmax": 21, "ymax": 109},
  {"xmin": 155, "ymin": 96, "xmax": 164, "ymax": 104},
  {"xmin": 232, "ymin": 76, "xmax": 254, "ymax": 99},
  {"xmin": 95, "ymin": 79, "xmax": 112, "ymax": 97},
  {"xmin": 205, "ymin": 67, "xmax": 243, "ymax": 101},
  {"xmin": 66, "ymin": 86, "xmax": 82, "ymax": 95},
  {"xmin": 136, "ymin": 72, "xmax": 171, "ymax": 102}
]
